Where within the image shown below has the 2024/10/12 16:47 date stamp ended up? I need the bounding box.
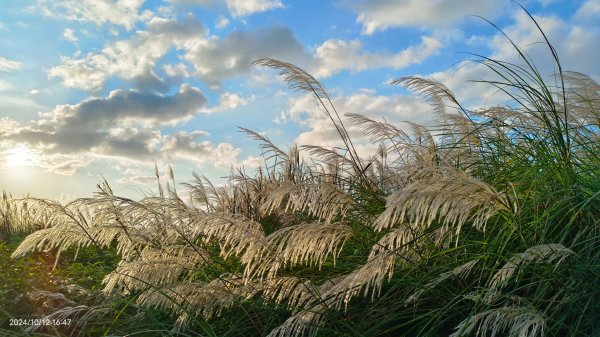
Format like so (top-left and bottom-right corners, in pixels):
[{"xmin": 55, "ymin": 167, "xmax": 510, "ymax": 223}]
[{"xmin": 9, "ymin": 318, "xmax": 72, "ymax": 327}]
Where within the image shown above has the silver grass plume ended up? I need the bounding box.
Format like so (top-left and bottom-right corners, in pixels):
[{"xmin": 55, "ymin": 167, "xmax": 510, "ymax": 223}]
[
  {"xmin": 346, "ymin": 113, "xmax": 437, "ymax": 167},
  {"xmin": 392, "ymin": 76, "xmax": 463, "ymax": 116},
  {"xmin": 321, "ymin": 250, "xmax": 396, "ymax": 310},
  {"xmin": 242, "ymin": 222, "xmax": 353, "ymax": 280},
  {"xmin": 485, "ymin": 244, "xmax": 574, "ymax": 303},
  {"xmin": 252, "ymin": 58, "xmax": 366, "ymax": 181},
  {"xmin": 136, "ymin": 274, "xmax": 257, "ymax": 324},
  {"xmin": 260, "ymin": 276, "xmax": 321, "ymax": 310},
  {"xmin": 266, "ymin": 306, "xmax": 325, "ymax": 337},
  {"xmin": 102, "ymin": 244, "xmax": 211, "ymax": 294},
  {"xmin": 373, "ymin": 166, "xmax": 509, "ymax": 241},
  {"xmin": 266, "ymin": 253, "xmax": 397, "ymax": 336},
  {"xmin": 450, "ymin": 306, "xmax": 545, "ymax": 337},
  {"xmin": 369, "ymin": 225, "xmax": 417, "ymax": 259},
  {"xmin": 405, "ymin": 259, "xmax": 479, "ymax": 304},
  {"xmin": 260, "ymin": 182, "xmax": 355, "ymax": 223},
  {"xmin": 562, "ymin": 72, "xmax": 600, "ymax": 118},
  {"xmin": 190, "ymin": 211, "xmax": 265, "ymax": 259}
]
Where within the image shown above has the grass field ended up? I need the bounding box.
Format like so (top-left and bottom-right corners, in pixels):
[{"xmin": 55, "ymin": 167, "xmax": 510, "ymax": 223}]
[{"xmin": 1, "ymin": 16, "xmax": 599, "ymax": 337}]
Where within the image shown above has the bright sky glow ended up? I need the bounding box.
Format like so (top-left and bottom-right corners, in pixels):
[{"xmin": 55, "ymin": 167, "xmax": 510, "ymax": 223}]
[
  {"xmin": 0, "ymin": 0, "xmax": 598, "ymax": 200},
  {"xmin": 4, "ymin": 146, "xmax": 38, "ymax": 168}
]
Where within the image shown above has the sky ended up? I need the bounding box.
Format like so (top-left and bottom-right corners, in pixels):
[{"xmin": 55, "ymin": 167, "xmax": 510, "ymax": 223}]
[{"xmin": 0, "ymin": 0, "xmax": 598, "ymax": 201}]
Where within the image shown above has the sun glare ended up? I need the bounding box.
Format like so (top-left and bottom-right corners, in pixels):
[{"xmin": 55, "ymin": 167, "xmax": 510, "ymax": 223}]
[{"xmin": 4, "ymin": 146, "xmax": 37, "ymax": 168}]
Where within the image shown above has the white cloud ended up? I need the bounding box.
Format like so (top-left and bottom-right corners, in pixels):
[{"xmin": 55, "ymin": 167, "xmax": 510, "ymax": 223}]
[
  {"xmin": 163, "ymin": 63, "xmax": 190, "ymax": 77},
  {"xmin": 48, "ymin": 15, "xmax": 207, "ymax": 91},
  {"xmin": 38, "ymin": 154, "xmax": 91, "ymax": 175},
  {"xmin": 353, "ymin": 0, "xmax": 504, "ymax": 34},
  {"xmin": 283, "ymin": 91, "xmax": 435, "ymax": 156},
  {"xmin": 311, "ymin": 36, "xmax": 442, "ymax": 78},
  {"xmin": 63, "ymin": 28, "xmax": 78, "ymax": 42},
  {"xmin": 8, "ymin": 85, "xmax": 207, "ymax": 156},
  {"xmin": 0, "ymin": 56, "xmax": 22, "ymax": 72},
  {"xmin": 0, "ymin": 84, "xmax": 265, "ymax": 175},
  {"xmin": 35, "ymin": 0, "xmax": 149, "ymax": 30},
  {"xmin": 185, "ymin": 26, "xmax": 308, "ymax": 84},
  {"xmin": 225, "ymin": 0, "xmax": 283, "ymax": 17},
  {"xmin": 204, "ymin": 92, "xmax": 254, "ymax": 113},
  {"xmin": 0, "ymin": 80, "xmax": 13, "ymax": 92},
  {"xmin": 575, "ymin": 0, "xmax": 600, "ymax": 21},
  {"xmin": 428, "ymin": 8, "xmax": 600, "ymax": 109},
  {"xmin": 216, "ymin": 16, "xmax": 230, "ymax": 29},
  {"xmin": 0, "ymin": 118, "xmax": 20, "ymax": 135},
  {"xmin": 159, "ymin": 131, "xmax": 243, "ymax": 168},
  {"xmin": 166, "ymin": 0, "xmax": 214, "ymax": 5}
]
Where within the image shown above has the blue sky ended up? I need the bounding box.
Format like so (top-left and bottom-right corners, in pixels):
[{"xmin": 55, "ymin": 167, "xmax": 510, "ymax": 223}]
[{"xmin": 0, "ymin": 0, "xmax": 598, "ymax": 200}]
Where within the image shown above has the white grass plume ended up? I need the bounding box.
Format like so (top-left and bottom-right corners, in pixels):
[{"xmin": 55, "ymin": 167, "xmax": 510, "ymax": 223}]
[
  {"xmin": 260, "ymin": 182, "xmax": 355, "ymax": 223},
  {"xmin": 405, "ymin": 259, "xmax": 479, "ymax": 304},
  {"xmin": 102, "ymin": 244, "xmax": 210, "ymax": 294},
  {"xmin": 369, "ymin": 225, "xmax": 417, "ymax": 259},
  {"xmin": 450, "ymin": 306, "xmax": 545, "ymax": 337},
  {"xmin": 190, "ymin": 212, "xmax": 265, "ymax": 259},
  {"xmin": 485, "ymin": 244, "xmax": 574, "ymax": 303},
  {"xmin": 321, "ymin": 250, "xmax": 396, "ymax": 311},
  {"xmin": 242, "ymin": 222, "xmax": 353, "ymax": 279},
  {"xmin": 261, "ymin": 276, "xmax": 321, "ymax": 310},
  {"xmin": 137, "ymin": 274, "xmax": 257, "ymax": 323},
  {"xmin": 266, "ymin": 306, "xmax": 325, "ymax": 337},
  {"xmin": 373, "ymin": 166, "xmax": 509, "ymax": 240}
]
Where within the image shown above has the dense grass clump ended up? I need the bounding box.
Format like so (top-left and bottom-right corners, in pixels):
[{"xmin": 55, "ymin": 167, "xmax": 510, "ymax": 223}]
[{"xmin": 2, "ymin": 16, "xmax": 599, "ymax": 337}]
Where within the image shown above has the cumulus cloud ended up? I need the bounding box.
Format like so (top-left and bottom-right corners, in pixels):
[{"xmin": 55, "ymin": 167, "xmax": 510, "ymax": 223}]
[
  {"xmin": 575, "ymin": 0, "xmax": 600, "ymax": 21},
  {"xmin": 185, "ymin": 26, "xmax": 308, "ymax": 84},
  {"xmin": 0, "ymin": 118, "xmax": 20, "ymax": 136},
  {"xmin": 162, "ymin": 131, "xmax": 242, "ymax": 167},
  {"xmin": 204, "ymin": 92, "xmax": 254, "ymax": 113},
  {"xmin": 63, "ymin": 28, "xmax": 78, "ymax": 42},
  {"xmin": 35, "ymin": 0, "xmax": 150, "ymax": 30},
  {"xmin": 282, "ymin": 91, "xmax": 435, "ymax": 156},
  {"xmin": 216, "ymin": 16, "xmax": 230, "ymax": 29},
  {"xmin": 353, "ymin": 0, "xmax": 503, "ymax": 34},
  {"xmin": 37, "ymin": 154, "xmax": 91, "ymax": 175},
  {"xmin": 429, "ymin": 8, "xmax": 600, "ymax": 107},
  {"xmin": 0, "ymin": 85, "xmax": 251, "ymax": 175},
  {"xmin": 163, "ymin": 63, "xmax": 190, "ymax": 78},
  {"xmin": 49, "ymin": 14, "xmax": 207, "ymax": 91},
  {"xmin": 9, "ymin": 85, "xmax": 207, "ymax": 155},
  {"xmin": 311, "ymin": 36, "xmax": 442, "ymax": 78},
  {"xmin": 0, "ymin": 80, "xmax": 13, "ymax": 92},
  {"xmin": 225, "ymin": 0, "xmax": 283, "ymax": 17},
  {"xmin": 0, "ymin": 56, "xmax": 22, "ymax": 72}
]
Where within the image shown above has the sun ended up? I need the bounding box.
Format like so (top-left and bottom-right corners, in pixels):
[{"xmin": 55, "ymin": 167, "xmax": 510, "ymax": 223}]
[{"xmin": 4, "ymin": 146, "xmax": 38, "ymax": 168}]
